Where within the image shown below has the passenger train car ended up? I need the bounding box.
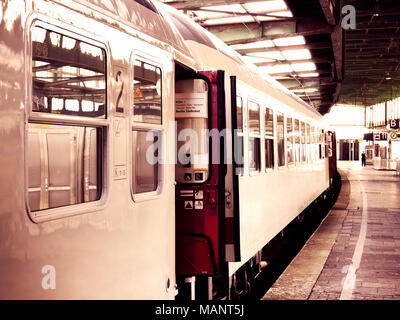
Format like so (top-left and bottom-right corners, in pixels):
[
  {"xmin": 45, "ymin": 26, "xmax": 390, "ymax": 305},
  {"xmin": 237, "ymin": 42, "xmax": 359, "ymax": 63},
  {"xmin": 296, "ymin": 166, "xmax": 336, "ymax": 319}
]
[{"xmin": 0, "ymin": 0, "xmax": 336, "ymax": 299}]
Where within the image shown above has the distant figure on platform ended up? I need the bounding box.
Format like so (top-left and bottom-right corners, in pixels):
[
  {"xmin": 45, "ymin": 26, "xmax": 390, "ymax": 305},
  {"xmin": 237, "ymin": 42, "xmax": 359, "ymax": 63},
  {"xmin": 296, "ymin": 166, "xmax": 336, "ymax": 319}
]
[{"xmin": 361, "ymin": 152, "xmax": 366, "ymax": 167}]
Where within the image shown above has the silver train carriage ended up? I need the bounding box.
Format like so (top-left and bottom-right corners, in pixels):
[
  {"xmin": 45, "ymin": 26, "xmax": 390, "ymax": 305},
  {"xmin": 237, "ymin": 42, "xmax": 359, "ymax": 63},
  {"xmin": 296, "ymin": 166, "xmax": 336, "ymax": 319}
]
[{"xmin": 0, "ymin": 0, "xmax": 334, "ymax": 299}]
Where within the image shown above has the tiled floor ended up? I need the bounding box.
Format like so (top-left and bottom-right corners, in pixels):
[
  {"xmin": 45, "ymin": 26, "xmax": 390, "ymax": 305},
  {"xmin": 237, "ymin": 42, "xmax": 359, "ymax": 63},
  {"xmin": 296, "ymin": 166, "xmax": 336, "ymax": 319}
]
[{"xmin": 263, "ymin": 161, "xmax": 400, "ymax": 300}]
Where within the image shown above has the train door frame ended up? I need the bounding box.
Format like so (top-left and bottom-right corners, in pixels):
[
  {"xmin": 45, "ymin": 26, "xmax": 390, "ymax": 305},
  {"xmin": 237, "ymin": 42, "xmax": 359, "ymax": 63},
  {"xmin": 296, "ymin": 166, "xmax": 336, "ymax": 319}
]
[{"xmin": 174, "ymin": 63, "xmax": 241, "ymax": 299}]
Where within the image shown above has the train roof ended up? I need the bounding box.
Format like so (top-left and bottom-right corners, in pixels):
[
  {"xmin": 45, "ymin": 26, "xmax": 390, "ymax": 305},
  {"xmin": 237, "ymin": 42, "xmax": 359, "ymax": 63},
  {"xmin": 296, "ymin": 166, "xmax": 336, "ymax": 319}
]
[{"xmin": 72, "ymin": 0, "xmax": 192, "ymax": 58}]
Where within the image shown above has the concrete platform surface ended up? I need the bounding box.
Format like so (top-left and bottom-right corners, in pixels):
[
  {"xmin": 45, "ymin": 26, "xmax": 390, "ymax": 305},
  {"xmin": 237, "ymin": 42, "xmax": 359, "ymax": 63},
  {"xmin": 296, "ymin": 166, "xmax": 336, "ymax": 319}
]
[{"xmin": 263, "ymin": 161, "xmax": 400, "ymax": 300}]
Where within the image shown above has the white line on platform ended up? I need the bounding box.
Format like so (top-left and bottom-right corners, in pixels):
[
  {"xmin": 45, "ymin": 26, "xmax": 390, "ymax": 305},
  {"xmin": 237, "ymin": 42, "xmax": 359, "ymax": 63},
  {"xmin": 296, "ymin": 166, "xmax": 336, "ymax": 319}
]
[{"xmin": 340, "ymin": 181, "xmax": 368, "ymax": 300}]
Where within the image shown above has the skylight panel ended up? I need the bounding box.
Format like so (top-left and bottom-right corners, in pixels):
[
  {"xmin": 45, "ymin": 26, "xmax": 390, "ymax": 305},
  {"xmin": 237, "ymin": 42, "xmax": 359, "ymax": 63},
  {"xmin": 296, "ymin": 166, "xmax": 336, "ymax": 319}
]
[
  {"xmin": 274, "ymin": 36, "xmax": 306, "ymax": 47},
  {"xmin": 291, "ymin": 62, "xmax": 316, "ymax": 72},
  {"xmin": 256, "ymin": 16, "xmax": 280, "ymax": 22},
  {"xmin": 292, "ymin": 88, "xmax": 319, "ymax": 93},
  {"xmin": 242, "ymin": 56, "xmax": 270, "ymax": 64},
  {"xmin": 272, "ymin": 11, "xmax": 293, "ymax": 17},
  {"xmin": 298, "ymin": 72, "xmax": 319, "ymax": 78},
  {"xmin": 282, "ymin": 49, "xmax": 312, "ymax": 61},
  {"xmin": 244, "ymin": 0, "xmax": 287, "ymax": 13},
  {"xmin": 260, "ymin": 64, "xmax": 292, "ymax": 74}
]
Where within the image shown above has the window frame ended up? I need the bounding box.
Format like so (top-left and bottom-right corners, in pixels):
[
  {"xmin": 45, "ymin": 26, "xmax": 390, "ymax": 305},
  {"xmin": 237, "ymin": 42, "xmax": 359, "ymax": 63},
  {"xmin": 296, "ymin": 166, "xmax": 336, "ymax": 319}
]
[
  {"xmin": 27, "ymin": 19, "xmax": 109, "ymax": 128},
  {"xmin": 264, "ymin": 106, "xmax": 275, "ymax": 172},
  {"xmin": 132, "ymin": 59, "xmax": 162, "ymax": 125},
  {"xmin": 130, "ymin": 52, "xmax": 165, "ymax": 202},
  {"xmin": 276, "ymin": 111, "xmax": 286, "ymax": 168},
  {"xmin": 294, "ymin": 119, "xmax": 300, "ymax": 165},
  {"xmin": 286, "ymin": 116, "xmax": 294, "ymax": 167},
  {"xmin": 305, "ymin": 122, "xmax": 311, "ymax": 163},
  {"xmin": 247, "ymin": 98, "xmax": 261, "ymax": 174},
  {"xmin": 25, "ymin": 19, "xmax": 109, "ymax": 223}
]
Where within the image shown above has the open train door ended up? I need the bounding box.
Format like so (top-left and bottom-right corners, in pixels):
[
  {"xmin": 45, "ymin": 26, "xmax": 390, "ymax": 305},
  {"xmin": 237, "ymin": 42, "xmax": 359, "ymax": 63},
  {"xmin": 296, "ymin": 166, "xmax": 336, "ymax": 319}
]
[
  {"xmin": 175, "ymin": 68, "xmax": 240, "ymax": 298},
  {"xmin": 328, "ymin": 130, "xmax": 337, "ymax": 186}
]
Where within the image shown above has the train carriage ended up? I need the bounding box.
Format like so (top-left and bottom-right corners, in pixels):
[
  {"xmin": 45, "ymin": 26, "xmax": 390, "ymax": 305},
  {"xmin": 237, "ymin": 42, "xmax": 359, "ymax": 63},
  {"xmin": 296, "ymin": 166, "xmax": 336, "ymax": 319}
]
[
  {"xmin": 0, "ymin": 0, "xmax": 336, "ymax": 300},
  {"xmin": 163, "ymin": 3, "xmax": 332, "ymax": 298}
]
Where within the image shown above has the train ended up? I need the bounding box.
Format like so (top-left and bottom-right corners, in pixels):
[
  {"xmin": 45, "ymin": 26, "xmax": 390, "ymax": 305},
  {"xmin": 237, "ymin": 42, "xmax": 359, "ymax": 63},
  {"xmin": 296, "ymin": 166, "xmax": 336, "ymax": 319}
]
[{"xmin": 0, "ymin": 0, "xmax": 337, "ymax": 299}]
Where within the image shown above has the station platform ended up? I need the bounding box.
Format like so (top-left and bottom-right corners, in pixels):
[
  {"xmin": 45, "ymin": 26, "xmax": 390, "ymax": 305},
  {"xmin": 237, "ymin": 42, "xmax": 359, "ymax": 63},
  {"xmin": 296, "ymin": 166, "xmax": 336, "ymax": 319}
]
[{"xmin": 262, "ymin": 161, "xmax": 400, "ymax": 300}]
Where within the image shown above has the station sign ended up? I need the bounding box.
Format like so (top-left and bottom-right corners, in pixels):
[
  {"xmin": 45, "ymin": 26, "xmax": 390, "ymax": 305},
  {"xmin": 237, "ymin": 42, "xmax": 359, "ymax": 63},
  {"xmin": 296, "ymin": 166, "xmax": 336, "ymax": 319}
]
[
  {"xmin": 390, "ymin": 130, "xmax": 400, "ymax": 140},
  {"xmin": 373, "ymin": 133, "xmax": 388, "ymax": 141},
  {"xmin": 390, "ymin": 119, "xmax": 400, "ymax": 129}
]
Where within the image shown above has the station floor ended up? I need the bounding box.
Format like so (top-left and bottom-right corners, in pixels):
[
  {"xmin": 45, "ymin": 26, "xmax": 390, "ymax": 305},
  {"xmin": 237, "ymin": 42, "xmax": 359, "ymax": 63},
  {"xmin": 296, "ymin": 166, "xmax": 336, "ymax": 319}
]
[{"xmin": 262, "ymin": 161, "xmax": 400, "ymax": 300}]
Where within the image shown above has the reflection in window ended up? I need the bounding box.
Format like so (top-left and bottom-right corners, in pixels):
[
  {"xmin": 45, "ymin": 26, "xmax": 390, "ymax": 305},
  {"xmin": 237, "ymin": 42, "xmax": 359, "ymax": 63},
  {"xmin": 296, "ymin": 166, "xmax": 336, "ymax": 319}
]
[
  {"xmin": 311, "ymin": 126, "xmax": 316, "ymax": 162},
  {"xmin": 287, "ymin": 117, "xmax": 294, "ymax": 164},
  {"xmin": 248, "ymin": 101, "xmax": 260, "ymax": 134},
  {"xmin": 265, "ymin": 107, "xmax": 274, "ymax": 136},
  {"xmin": 265, "ymin": 107, "xmax": 274, "ymax": 170},
  {"xmin": 133, "ymin": 60, "xmax": 162, "ymax": 124},
  {"xmin": 294, "ymin": 119, "xmax": 300, "ymax": 163},
  {"xmin": 265, "ymin": 138, "xmax": 274, "ymax": 169},
  {"xmin": 132, "ymin": 130, "xmax": 160, "ymax": 194},
  {"xmin": 249, "ymin": 137, "xmax": 260, "ymax": 172},
  {"xmin": 31, "ymin": 26, "xmax": 106, "ymax": 118},
  {"xmin": 277, "ymin": 112, "xmax": 285, "ymax": 167},
  {"xmin": 301, "ymin": 122, "xmax": 306, "ymax": 162},
  {"xmin": 320, "ymin": 129, "xmax": 325, "ymax": 159},
  {"xmin": 27, "ymin": 123, "xmax": 102, "ymax": 212},
  {"xmin": 248, "ymin": 101, "xmax": 261, "ymax": 172}
]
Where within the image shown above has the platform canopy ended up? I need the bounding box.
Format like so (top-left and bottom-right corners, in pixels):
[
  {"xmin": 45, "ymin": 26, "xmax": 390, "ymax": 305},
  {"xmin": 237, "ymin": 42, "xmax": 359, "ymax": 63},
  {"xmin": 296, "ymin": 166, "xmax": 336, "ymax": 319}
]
[
  {"xmin": 163, "ymin": 0, "xmax": 344, "ymax": 115},
  {"xmin": 339, "ymin": 0, "xmax": 400, "ymax": 108},
  {"xmin": 163, "ymin": 0, "xmax": 400, "ymax": 115}
]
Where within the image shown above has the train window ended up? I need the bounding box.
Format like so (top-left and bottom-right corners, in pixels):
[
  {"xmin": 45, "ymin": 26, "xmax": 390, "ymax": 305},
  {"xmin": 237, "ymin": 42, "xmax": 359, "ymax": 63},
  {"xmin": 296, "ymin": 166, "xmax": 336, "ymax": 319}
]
[
  {"xmin": 265, "ymin": 107, "xmax": 274, "ymax": 170},
  {"xmin": 265, "ymin": 138, "xmax": 274, "ymax": 169},
  {"xmin": 314, "ymin": 127, "xmax": 319, "ymax": 161},
  {"xmin": 248, "ymin": 101, "xmax": 260, "ymax": 172},
  {"xmin": 132, "ymin": 130, "xmax": 160, "ymax": 194},
  {"xmin": 264, "ymin": 107, "xmax": 274, "ymax": 136},
  {"xmin": 310, "ymin": 126, "xmax": 315, "ymax": 162},
  {"xmin": 249, "ymin": 137, "xmax": 261, "ymax": 172},
  {"xmin": 277, "ymin": 112, "xmax": 285, "ymax": 167},
  {"xmin": 301, "ymin": 122, "xmax": 306, "ymax": 163},
  {"xmin": 248, "ymin": 101, "xmax": 260, "ymax": 134},
  {"xmin": 294, "ymin": 119, "xmax": 300, "ymax": 164},
  {"xmin": 175, "ymin": 79, "xmax": 209, "ymax": 183},
  {"xmin": 31, "ymin": 26, "xmax": 106, "ymax": 118},
  {"xmin": 27, "ymin": 123, "xmax": 102, "ymax": 212},
  {"xmin": 320, "ymin": 129, "xmax": 325, "ymax": 159},
  {"xmin": 236, "ymin": 96, "xmax": 244, "ymax": 174},
  {"xmin": 286, "ymin": 117, "xmax": 294, "ymax": 165},
  {"xmin": 133, "ymin": 60, "xmax": 162, "ymax": 124},
  {"xmin": 325, "ymin": 131, "xmax": 331, "ymax": 158}
]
